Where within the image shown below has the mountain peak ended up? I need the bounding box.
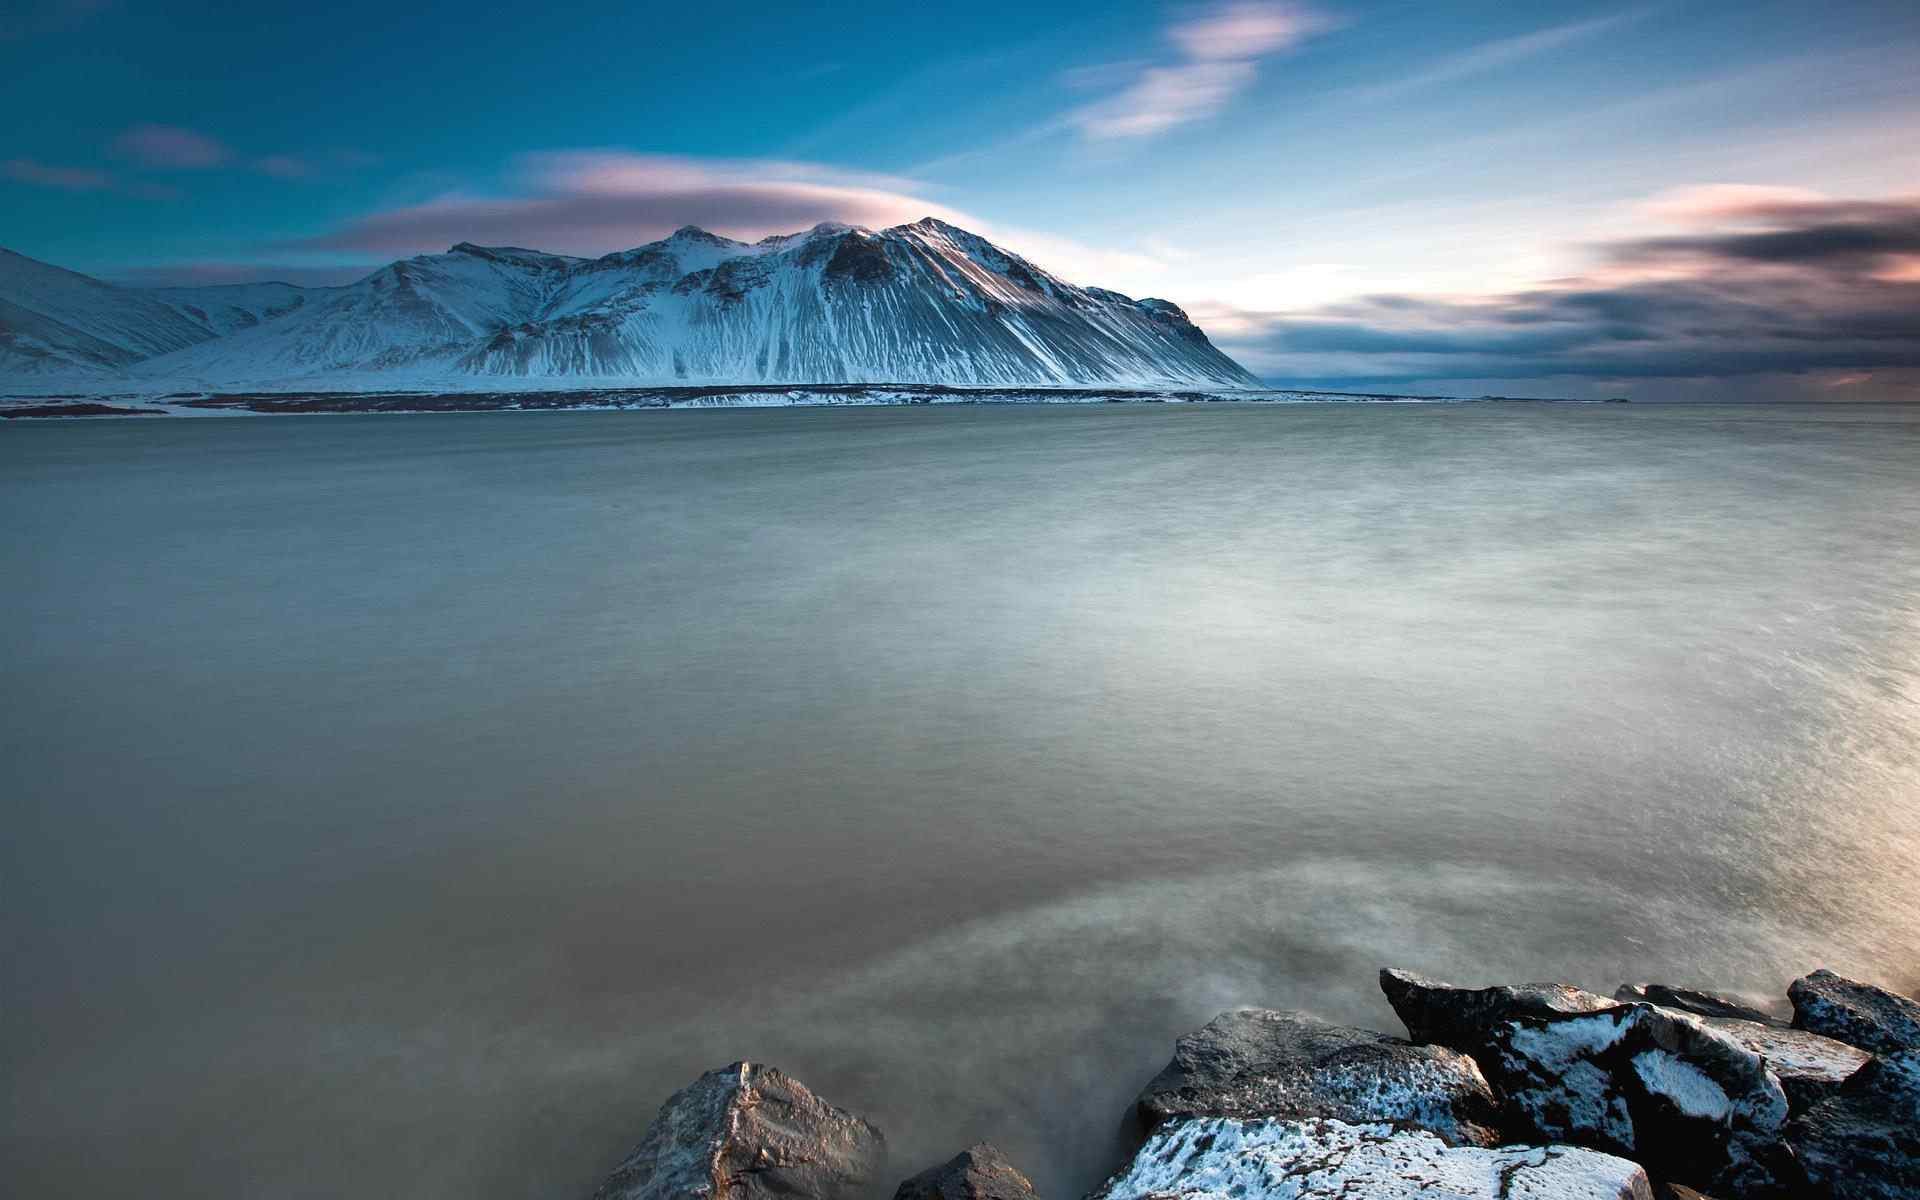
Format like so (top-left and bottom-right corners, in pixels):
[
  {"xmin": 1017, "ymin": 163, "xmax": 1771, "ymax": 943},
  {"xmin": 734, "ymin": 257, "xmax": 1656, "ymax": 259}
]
[
  {"xmin": 445, "ymin": 242, "xmax": 569, "ymax": 264},
  {"xmin": 668, "ymin": 225, "xmax": 739, "ymax": 246}
]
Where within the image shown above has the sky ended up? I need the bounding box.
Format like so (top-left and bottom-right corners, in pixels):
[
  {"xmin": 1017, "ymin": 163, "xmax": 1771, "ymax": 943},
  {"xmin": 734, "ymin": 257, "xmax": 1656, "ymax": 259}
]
[{"xmin": 3, "ymin": 0, "xmax": 1918, "ymax": 398}]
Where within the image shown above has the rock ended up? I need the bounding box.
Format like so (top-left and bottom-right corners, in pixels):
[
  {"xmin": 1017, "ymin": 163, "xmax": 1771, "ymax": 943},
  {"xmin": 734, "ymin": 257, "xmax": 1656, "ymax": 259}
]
[
  {"xmin": 1483, "ymin": 1003, "xmax": 1793, "ymax": 1196},
  {"xmin": 1614, "ymin": 985, "xmax": 1785, "ymax": 1028},
  {"xmin": 1654, "ymin": 1186, "xmax": 1718, "ymax": 1200},
  {"xmin": 1607, "ymin": 986, "xmax": 1867, "ymax": 1112},
  {"xmin": 1685, "ymin": 1016, "xmax": 1870, "ymax": 1114},
  {"xmin": 1785, "ymin": 1050, "xmax": 1920, "ymax": 1200},
  {"xmin": 892, "ymin": 1144, "xmax": 1038, "ymax": 1200},
  {"xmin": 1789, "ymin": 970, "xmax": 1920, "ymax": 1056},
  {"xmin": 1134, "ymin": 1008, "xmax": 1501, "ymax": 1147},
  {"xmin": 590, "ymin": 1061, "xmax": 885, "ymax": 1200},
  {"xmin": 1379, "ymin": 968, "xmax": 1617, "ymax": 1056},
  {"xmin": 1092, "ymin": 1116, "xmax": 1654, "ymax": 1200}
]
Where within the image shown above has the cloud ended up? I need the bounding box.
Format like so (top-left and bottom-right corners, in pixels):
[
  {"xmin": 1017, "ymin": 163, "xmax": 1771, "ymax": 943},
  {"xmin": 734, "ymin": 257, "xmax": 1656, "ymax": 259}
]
[
  {"xmin": 2, "ymin": 157, "xmax": 180, "ymax": 199},
  {"xmin": 1344, "ymin": 12, "xmax": 1639, "ymax": 103},
  {"xmin": 1074, "ymin": 61, "xmax": 1260, "ymax": 139},
  {"xmin": 112, "ymin": 124, "xmax": 232, "ymax": 169},
  {"xmin": 1069, "ymin": 2, "xmax": 1325, "ymax": 140},
  {"xmin": 284, "ymin": 153, "xmax": 976, "ymax": 257},
  {"xmin": 253, "ymin": 150, "xmax": 1173, "ymax": 298},
  {"xmin": 2, "ymin": 158, "xmax": 114, "ymax": 191},
  {"xmin": 1637, "ymin": 184, "xmax": 1831, "ymax": 224},
  {"xmin": 1168, "ymin": 0, "xmax": 1319, "ymax": 60},
  {"xmin": 1206, "ymin": 189, "xmax": 1920, "ymax": 398}
]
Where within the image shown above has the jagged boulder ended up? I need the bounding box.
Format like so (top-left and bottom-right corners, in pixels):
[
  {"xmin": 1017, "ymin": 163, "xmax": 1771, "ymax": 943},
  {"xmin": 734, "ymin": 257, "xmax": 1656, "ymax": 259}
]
[
  {"xmin": 590, "ymin": 1062, "xmax": 885, "ymax": 1200},
  {"xmin": 1133, "ymin": 1008, "xmax": 1501, "ymax": 1147},
  {"xmin": 1483, "ymin": 1004, "xmax": 1793, "ymax": 1196},
  {"xmin": 1789, "ymin": 970, "xmax": 1920, "ymax": 1056},
  {"xmin": 1610, "ymin": 984, "xmax": 1867, "ymax": 1112},
  {"xmin": 1615, "ymin": 985, "xmax": 1785, "ymax": 1028},
  {"xmin": 1379, "ymin": 968, "xmax": 1617, "ymax": 1057},
  {"xmin": 1092, "ymin": 1116, "xmax": 1654, "ymax": 1200},
  {"xmin": 1687, "ymin": 1016, "xmax": 1870, "ymax": 1114},
  {"xmin": 892, "ymin": 1143, "xmax": 1039, "ymax": 1200},
  {"xmin": 1785, "ymin": 1050, "xmax": 1920, "ymax": 1199}
]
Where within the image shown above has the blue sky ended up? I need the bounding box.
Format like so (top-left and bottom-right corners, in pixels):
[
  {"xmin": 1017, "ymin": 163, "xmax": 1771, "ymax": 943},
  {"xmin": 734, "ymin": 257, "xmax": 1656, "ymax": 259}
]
[{"xmin": 4, "ymin": 0, "xmax": 1919, "ymax": 396}]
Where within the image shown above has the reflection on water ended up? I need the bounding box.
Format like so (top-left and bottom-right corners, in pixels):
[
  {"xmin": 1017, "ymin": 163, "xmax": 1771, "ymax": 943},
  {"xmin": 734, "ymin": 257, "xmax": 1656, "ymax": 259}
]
[{"xmin": 3, "ymin": 403, "xmax": 1917, "ymax": 1198}]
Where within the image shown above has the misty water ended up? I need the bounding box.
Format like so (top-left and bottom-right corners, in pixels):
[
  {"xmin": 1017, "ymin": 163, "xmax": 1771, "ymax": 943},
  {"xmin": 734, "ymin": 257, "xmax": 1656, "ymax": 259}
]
[{"xmin": 4, "ymin": 402, "xmax": 1918, "ymax": 1199}]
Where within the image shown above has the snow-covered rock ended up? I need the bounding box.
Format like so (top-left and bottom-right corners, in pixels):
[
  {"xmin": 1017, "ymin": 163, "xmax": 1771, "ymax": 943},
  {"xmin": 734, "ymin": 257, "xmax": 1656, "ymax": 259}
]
[
  {"xmin": 1483, "ymin": 1004, "xmax": 1793, "ymax": 1196},
  {"xmin": 1134, "ymin": 1008, "xmax": 1501, "ymax": 1147},
  {"xmin": 1785, "ymin": 1050, "xmax": 1920, "ymax": 1200},
  {"xmin": 0, "ymin": 219, "xmax": 1259, "ymax": 391},
  {"xmin": 588, "ymin": 1061, "xmax": 884, "ymax": 1200},
  {"xmin": 891, "ymin": 1143, "xmax": 1040, "ymax": 1200},
  {"xmin": 0, "ymin": 248, "xmax": 216, "ymax": 376},
  {"xmin": 1093, "ymin": 1117, "xmax": 1653, "ymax": 1200},
  {"xmin": 1379, "ymin": 968, "xmax": 1618, "ymax": 1058},
  {"xmin": 1610, "ymin": 985, "xmax": 1867, "ymax": 1112},
  {"xmin": 148, "ymin": 280, "xmax": 311, "ymax": 337},
  {"xmin": 1789, "ymin": 970, "xmax": 1920, "ymax": 1056}
]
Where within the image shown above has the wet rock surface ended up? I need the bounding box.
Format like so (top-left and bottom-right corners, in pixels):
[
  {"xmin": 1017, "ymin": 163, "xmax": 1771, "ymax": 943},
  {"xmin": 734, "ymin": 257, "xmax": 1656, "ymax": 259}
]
[
  {"xmin": 1093, "ymin": 1116, "xmax": 1654, "ymax": 1200},
  {"xmin": 590, "ymin": 1061, "xmax": 884, "ymax": 1200},
  {"xmin": 1607, "ymin": 985, "xmax": 1867, "ymax": 1112},
  {"xmin": 1379, "ymin": 968, "xmax": 1618, "ymax": 1057},
  {"xmin": 892, "ymin": 1143, "xmax": 1039, "ymax": 1200},
  {"xmin": 1785, "ymin": 1050, "xmax": 1920, "ymax": 1200},
  {"xmin": 1134, "ymin": 1007, "xmax": 1501, "ymax": 1147},
  {"xmin": 1684, "ymin": 1016, "xmax": 1870, "ymax": 1114},
  {"xmin": 1789, "ymin": 970, "xmax": 1920, "ymax": 1056},
  {"xmin": 1481, "ymin": 1003, "xmax": 1792, "ymax": 1195},
  {"xmin": 1615, "ymin": 986, "xmax": 1785, "ymax": 1029}
]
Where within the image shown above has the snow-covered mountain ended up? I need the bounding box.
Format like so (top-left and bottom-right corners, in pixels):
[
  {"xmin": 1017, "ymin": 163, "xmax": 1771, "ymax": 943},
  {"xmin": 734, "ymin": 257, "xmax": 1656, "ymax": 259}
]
[{"xmin": 0, "ymin": 219, "xmax": 1259, "ymax": 390}]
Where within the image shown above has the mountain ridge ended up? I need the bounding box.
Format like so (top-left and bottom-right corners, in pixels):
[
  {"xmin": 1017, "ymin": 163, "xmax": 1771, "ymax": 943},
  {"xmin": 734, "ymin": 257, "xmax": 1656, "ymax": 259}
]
[{"xmin": 0, "ymin": 219, "xmax": 1260, "ymax": 390}]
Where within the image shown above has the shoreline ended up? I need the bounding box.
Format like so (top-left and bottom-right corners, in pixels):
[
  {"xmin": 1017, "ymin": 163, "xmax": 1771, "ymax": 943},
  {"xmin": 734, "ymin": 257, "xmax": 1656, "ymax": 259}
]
[
  {"xmin": 0, "ymin": 384, "xmax": 1622, "ymax": 419},
  {"xmin": 586, "ymin": 966, "xmax": 1916, "ymax": 1200}
]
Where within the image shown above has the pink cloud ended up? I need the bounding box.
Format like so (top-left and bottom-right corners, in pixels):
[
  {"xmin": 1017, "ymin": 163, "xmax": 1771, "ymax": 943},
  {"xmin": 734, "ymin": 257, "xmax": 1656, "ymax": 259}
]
[
  {"xmin": 1074, "ymin": 61, "xmax": 1257, "ymax": 139},
  {"xmin": 2, "ymin": 158, "xmax": 114, "ymax": 191},
  {"xmin": 1168, "ymin": 1, "xmax": 1320, "ymax": 60},
  {"xmin": 1640, "ymin": 184, "xmax": 1832, "ymax": 225},
  {"xmin": 288, "ymin": 154, "xmax": 973, "ymax": 257},
  {"xmin": 1069, "ymin": 2, "xmax": 1325, "ymax": 140},
  {"xmin": 112, "ymin": 124, "xmax": 231, "ymax": 169}
]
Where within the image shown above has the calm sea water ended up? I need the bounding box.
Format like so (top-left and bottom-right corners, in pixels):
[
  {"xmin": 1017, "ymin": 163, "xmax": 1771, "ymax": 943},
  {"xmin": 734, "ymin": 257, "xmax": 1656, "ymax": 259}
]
[{"xmin": 4, "ymin": 402, "xmax": 1918, "ymax": 1198}]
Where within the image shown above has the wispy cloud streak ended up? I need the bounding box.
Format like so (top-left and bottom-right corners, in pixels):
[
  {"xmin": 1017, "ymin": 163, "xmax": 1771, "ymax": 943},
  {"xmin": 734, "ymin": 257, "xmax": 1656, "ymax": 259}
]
[
  {"xmin": 1344, "ymin": 11, "xmax": 1644, "ymax": 103},
  {"xmin": 1070, "ymin": 2, "xmax": 1327, "ymax": 140},
  {"xmin": 111, "ymin": 124, "xmax": 232, "ymax": 169},
  {"xmin": 2, "ymin": 158, "xmax": 115, "ymax": 191}
]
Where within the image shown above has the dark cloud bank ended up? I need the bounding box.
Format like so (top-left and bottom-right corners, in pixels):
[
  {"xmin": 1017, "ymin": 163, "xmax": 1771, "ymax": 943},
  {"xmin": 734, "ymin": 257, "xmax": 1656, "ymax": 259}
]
[{"xmin": 1214, "ymin": 195, "xmax": 1920, "ymax": 401}]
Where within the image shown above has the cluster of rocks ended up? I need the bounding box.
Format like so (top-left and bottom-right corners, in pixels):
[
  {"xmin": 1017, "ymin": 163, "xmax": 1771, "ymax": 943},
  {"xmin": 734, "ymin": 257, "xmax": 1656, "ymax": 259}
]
[{"xmin": 585, "ymin": 968, "xmax": 1919, "ymax": 1200}]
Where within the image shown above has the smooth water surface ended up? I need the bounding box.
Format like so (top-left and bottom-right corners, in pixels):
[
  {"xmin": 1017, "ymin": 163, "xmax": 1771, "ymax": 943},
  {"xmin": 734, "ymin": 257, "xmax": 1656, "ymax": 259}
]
[{"xmin": 5, "ymin": 403, "xmax": 1918, "ymax": 1197}]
